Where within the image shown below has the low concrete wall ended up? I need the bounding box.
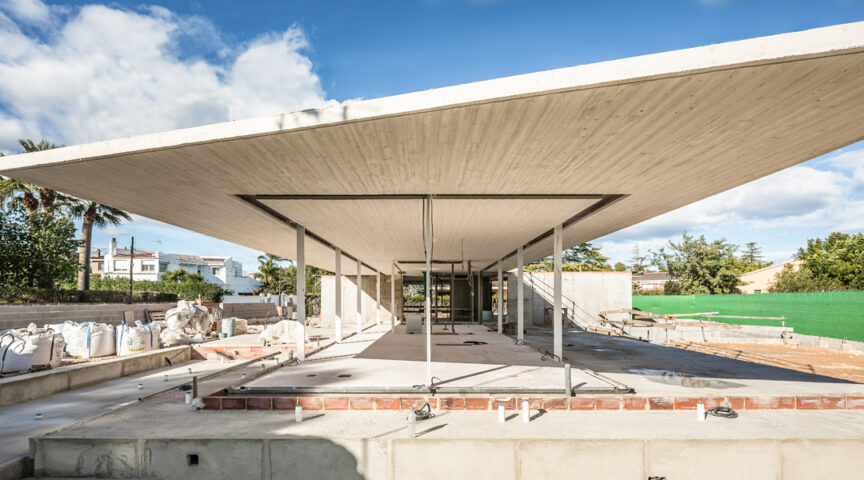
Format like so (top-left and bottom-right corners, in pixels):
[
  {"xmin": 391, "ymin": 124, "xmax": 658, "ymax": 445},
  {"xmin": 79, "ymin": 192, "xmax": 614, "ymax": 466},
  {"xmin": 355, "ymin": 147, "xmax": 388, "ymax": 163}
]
[
  {"xmin": 29, "ymin": 436, "xmax": 864, "ymax": 480},
  {"xmin": 220, "ymin": 302, "xmax": 279, "ymax": 321},
  {"xmin": 624, "ymin": 323, "xmax": 793, "ymax": 345},
  {"xmin": 0, "ymin": 302, "xmax": 176, "ymax": 330},
  {"xmin": 0, "ymin": 346, "xmax": 190, "ymax": 408}
]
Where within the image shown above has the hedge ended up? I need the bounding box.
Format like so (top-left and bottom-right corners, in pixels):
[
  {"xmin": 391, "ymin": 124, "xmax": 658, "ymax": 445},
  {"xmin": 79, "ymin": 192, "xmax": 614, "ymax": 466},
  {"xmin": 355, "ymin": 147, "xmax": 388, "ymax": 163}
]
[{"xmin": 0, "ymin": 287, "xmax": 177, "ymax": 304}]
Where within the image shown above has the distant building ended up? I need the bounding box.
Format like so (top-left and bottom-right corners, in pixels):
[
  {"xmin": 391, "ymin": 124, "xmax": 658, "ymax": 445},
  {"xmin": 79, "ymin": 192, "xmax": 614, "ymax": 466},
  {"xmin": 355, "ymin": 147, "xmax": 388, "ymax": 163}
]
[
  {"xmin": 738, "ymin": 259, "xmax": 802, "ymax": 294},
  {"xmin": 632, "ymin": 272, "xmax": 673, "ymax": 291},
  {"xmin": 97, "ymin": 238, "xmax": 261, "ymax": 294}
]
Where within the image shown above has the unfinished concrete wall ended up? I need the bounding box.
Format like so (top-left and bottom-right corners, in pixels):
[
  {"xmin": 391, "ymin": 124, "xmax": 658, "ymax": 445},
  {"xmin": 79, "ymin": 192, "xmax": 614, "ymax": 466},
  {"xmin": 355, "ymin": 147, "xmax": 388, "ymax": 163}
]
[
  {"xmin": 0, "ymin": 303, "xmax": 176, "ymax": 330},
  {"xmin": 507, "ymin": 271, "xmax": 631, "ymax": 328},
  {"xmin": 320, "ymin": 275, "xmax": 403, "ymax": 327},
  {"xmin": 30, "ymin": 436, "xmax": 864, "ymax": 480},
  {"xmin": 220, "ymin": 302, "xmax": 278, "ymax": 321}
]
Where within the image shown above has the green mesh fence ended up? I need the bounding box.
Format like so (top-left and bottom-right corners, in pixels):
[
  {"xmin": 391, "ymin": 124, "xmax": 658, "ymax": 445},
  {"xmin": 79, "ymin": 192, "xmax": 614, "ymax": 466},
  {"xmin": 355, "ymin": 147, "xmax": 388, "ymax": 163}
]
[{"xmin": 632, "ymin": 291, "xmax": 864, "ymax": 342}]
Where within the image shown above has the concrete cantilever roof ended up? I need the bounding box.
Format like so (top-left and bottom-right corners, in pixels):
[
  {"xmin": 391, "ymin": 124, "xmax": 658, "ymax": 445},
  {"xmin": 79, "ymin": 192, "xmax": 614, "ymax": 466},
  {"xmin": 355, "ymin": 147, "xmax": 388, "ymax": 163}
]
[{"xmin": 2, "ymin": 22, "xmax": 864, "ymax": 276}]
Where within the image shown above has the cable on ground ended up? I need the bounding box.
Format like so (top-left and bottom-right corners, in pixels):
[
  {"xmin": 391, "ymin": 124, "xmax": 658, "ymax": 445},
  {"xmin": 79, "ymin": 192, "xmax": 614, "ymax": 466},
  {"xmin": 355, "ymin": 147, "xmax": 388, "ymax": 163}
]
[{"xmin": 707, "ymin": 406, "xmax": 738, "ymax": 419}]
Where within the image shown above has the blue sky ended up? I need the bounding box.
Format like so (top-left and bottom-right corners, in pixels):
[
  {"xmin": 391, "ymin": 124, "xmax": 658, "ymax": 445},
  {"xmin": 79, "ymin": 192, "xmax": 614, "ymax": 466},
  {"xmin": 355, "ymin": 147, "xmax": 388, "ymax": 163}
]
[{"xmin": 1, "ymin": 0, "xmax": 863, "ymax": 272}]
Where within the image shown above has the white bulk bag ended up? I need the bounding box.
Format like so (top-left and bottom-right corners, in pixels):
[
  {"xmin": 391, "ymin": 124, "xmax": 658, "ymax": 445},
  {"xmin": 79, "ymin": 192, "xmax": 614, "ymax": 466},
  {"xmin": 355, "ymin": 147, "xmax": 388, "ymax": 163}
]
[
  {"xmin": 259, "ymin": 320, "xmax": 302, "ymax": 344},
  {"xmin": 0, "ymin": 331, "xmax": 59, "ymax": 373},
  {"xmin": 63, "ymin": 323, "xmax": 116, "ymax": 359},
  {"xmin": 116, "ymin": 322, "xmax": 161, "ymax": 356}
]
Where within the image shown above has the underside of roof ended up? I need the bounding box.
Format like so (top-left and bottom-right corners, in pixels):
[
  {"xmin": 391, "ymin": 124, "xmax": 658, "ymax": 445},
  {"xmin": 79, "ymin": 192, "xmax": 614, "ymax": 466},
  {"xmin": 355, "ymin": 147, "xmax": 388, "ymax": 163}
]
[{"xmin": 3, "ymin": 22, "xmax": 864, "ymax": 276}]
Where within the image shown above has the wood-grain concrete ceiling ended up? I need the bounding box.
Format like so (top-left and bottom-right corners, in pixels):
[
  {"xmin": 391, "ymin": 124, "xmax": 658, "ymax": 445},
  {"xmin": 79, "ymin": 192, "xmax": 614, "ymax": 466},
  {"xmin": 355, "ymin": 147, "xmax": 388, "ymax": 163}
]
[{"xmin": 3, "ymin": 22, "xmax": 864, "ymax": 276}]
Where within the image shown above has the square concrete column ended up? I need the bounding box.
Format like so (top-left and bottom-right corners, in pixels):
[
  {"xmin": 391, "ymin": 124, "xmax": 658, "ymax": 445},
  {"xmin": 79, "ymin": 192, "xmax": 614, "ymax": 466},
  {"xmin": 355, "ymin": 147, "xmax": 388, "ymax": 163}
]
[
  {"xmin": 296, "ymin": 226, "xmax": 306, "ymax": 362},
  {"xmin": 376, "ymin": 270, "xmax": 381, "ymax": 326},
  {"xmin": 497, "ymin": 261, "xmax": 503, "ymax": 334},
  {"xmin": 356, "ymin": 258, "xmax": 362, "ymax": 334},
  {"xmin": 553, "ymin": 224, "xmax": 563, "ymax": 361},
  {"xmin": 334, "ymin": 248, "xmax": 342, "ymax": 344},
  {"xmin": 517, "ymin": 246, "xmax": 524, "ymax": 343}
]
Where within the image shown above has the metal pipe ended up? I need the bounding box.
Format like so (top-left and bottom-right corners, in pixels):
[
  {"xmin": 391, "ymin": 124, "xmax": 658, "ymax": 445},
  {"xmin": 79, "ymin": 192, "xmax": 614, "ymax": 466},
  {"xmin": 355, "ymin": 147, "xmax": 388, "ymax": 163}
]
[
  {"xmin": 564, "ymin": 364, "xmax": 572, "ymax": 397},
  {"xmin": 229, "ymin": 385, "xmax": 629, "ymax": 395}
]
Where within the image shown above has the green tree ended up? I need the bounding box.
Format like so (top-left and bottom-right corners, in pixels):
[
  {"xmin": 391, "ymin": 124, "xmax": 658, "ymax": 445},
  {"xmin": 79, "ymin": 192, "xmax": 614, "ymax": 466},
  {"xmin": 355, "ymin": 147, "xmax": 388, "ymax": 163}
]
[
  {"xmin": 614, "ymin": 262, "xmax": 627, "ymax": 272},
  {"xmin": 255, "ymin": 253, "xmax": 287, "ymax": 294},
  {"xmin": 769, "ymin": 263, "xmax": 847, "ymax": 293},
  {"xmin": 741, "ymin": 241, "xmax": 764, "ymax": 265},
  {"xmin": 771, "ymin": 232, "xmax": 864, "ymax": 292},
  {"xmin": 161, "ymin": 270, "xmax": 204, "ymax": 283},
  {"xmin": 69, "ymin": 201, "xmax": 131, "ymax": 290},
  {"xmin": 563, "ymin": 242, "xmax": 610, "ymax": 269},
  {"xmin": 0, "ymin": 207, "xmax": 80, "ymax": 292},
  {"xmin": 650, "ymin": 232, "xmax": 743, "ymax": 294},
  {"xmin": 629, "ymin": 244, "xmax": 648, "ymax": 274}
]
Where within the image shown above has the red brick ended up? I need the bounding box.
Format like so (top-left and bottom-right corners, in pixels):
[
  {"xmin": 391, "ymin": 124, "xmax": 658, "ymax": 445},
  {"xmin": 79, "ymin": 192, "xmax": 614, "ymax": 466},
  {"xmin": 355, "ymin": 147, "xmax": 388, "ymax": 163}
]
[
  {"xmin": 675, "ymin": 398, "xmax": 701, "ymax": 410},
  {"xmin": 543, "ymin": 398, "xmax": 569, "ymax": 410},
  {"xmin": 323, "ymin": 397, "xmax": 349, "ymax": 410},
  {"xmin": 821, "ymin": 397, "xmax": 846, "ymax": 409},
  {"xmin": 701, "ymin": 397, "xmax": 725, "ymax": 409},
  {"xmin": 221, "ymin": 397, "xmax": 247, "ymax": 410},
  {"xmin": 465, "ymin": 398, "xmax": 490, "ymax": 410},
  {"xmin": 846, "ymin": 396, "xmax": 864, "ymax": 409},
  {"xmin": 623, "ymin": 397, "xmax": 647, "ymax": 410},
  {"xmin": 439, "ymin": 398, "xmax": 465, "ymax": 410},
  {"xmin": 771, "ymin": 397, "xmax": 796, "ymax": 410},
  {"xmin": 745, "ymin": 397, "xmax": 769, "ymax": 410},
  {"xmin": 796, "ymin": 397, "xmax": 821, "ymax": 410},
  {"xmin": 400, "ymin": 398, "xmax": 436, "ymax": 410},
  {"xmin": 273, "ymin": 397, "xmax": 297, "ymax": 410},
  {"xmin": 247, "ymin": 397, "xmax": 273, "ymax": 410},
  {"xmin": 492, "ymin": 398, "xmax": 516, "ymax": 410},
  {"xmin": 297, "ymin": 397, "xmax": 323, "ymax": 410},
  {"xmin": 350, "ymin": 397, "xmax": 375, "ymax": 410},
  {"xmin": 595, "ymin": 397, "xmax": 621, "ymax": 410},
  {"xmin": 726, "ymin": 397, "xmax": 745, "ymax": 410},
  {"xmin": 201, "ymin": 396, "xmax": 221, "ymax": 410},
  {"xmin": 521, "ymin": 398, "xmax": 543, "ymax": 410},
  {"xmin": 375, "ymin": 398, "xmax": 401, "ymax": 410},
  {"xmin": 647, "ymin": 397, "xmax": 674, "ymax": 410},
  {"xmin": 569, "ymin": 397, "xmax": 596, "ymax": 410}
]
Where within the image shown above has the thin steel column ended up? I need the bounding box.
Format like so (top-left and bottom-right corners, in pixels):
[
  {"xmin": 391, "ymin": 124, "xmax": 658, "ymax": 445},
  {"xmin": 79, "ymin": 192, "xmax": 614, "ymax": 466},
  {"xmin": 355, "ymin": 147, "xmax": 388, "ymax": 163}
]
[
  {"xmin": 468, "ymin": 261, "xmax": 474, "ymax": 324},
  {"xmin": 424, "ymin": 196, "xmax": 433, "ymax": 386},
  {"xmin": 296, "ymin": 226, "xmax": 306, "ymax": 361},
  {"xmin": 553, "ymin": 224, "xmax": 563, "ymax": 360},
  {"xmin": 376, "ymin": 270, "xmax": 381, "ymax": 326},
  {"xmin": 477, "ymin": 273, "xmax": 484, "ymax": 324},
  {"xmin": 356, "ymin": 258, "xmax": 362, "ymax": 334},
  {"xmin": 390, "ymin": 264, "xmax": 396, "ymax": 332},
  {"xmin": 334, "ymin": 248, "xmax": 342, "ymax": 343},
  {"xmin": 450, "ymin": 263, "xmax": 455, "ymax": 328},
  {"xmin": 517, "ymin": 246, "xmax": 524, "ymax": 343},
  {"xmin": 497, "ymin": 261, "xmax": 503, "ymax": 334}
]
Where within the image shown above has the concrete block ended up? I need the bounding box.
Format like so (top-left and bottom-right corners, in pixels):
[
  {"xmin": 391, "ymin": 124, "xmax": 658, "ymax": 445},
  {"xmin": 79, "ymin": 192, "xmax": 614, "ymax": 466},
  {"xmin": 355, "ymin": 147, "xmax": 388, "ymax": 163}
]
[
  {"xmin": 145, "ymin": 439, "xmax": 263, "ymax": 480},
  {"xmin": 270, "ymin": 439, "xmax": 368, "ymax": 480},
  {"xmin": 33, "ymin": 438, "xmax": 138, "ymax": 478},
  {"xmin": 781, "ymin": 440, "xmax": 864, "ymax": 480},
  {"xmin": 648, "ymin": 440, "xmax": 781, "ymax": 480},
  {"xmin": 392, "ymin": 439, "xmax": 516, "ymax": 480},
  {"xmin": 517, "ymin": 440, "xmax": 643, "ymax": 479}
]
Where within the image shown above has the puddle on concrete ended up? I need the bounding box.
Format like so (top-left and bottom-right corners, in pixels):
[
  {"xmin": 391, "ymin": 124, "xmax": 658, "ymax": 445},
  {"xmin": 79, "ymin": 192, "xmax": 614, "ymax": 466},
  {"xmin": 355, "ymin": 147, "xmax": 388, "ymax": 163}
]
[{"xmin": 628, "ymin": 368, "xmax": 743, "ymax": 389}]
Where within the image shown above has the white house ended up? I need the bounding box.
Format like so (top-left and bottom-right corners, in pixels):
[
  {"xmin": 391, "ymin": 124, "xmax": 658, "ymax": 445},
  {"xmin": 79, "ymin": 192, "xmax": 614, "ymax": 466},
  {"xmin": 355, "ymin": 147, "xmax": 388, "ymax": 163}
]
[{"xmin": 100, "ymin": 238, "xmax": 261, "ymax": 294}]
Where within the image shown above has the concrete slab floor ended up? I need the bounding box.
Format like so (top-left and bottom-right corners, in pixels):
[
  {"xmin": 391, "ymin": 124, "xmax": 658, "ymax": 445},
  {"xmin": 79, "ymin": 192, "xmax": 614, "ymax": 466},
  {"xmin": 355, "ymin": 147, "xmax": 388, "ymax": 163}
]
[
  {"xmin": 522, "ymin": 326, "xmax": 864, "ymax": 396},
  {"xmin": 246, "ymin": 324, "xmax": 614, "ymax": 391},
  {"xmin": 0, "ymin": 358, "xmax": 224, "ymax": 465}
]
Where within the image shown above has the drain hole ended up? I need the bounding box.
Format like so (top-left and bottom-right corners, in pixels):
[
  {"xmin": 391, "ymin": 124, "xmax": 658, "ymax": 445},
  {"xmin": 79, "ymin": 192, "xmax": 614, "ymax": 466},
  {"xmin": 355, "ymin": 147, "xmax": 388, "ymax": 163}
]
[
  {"xmin": 306, "ymin": 374, "xmax": 317, "ymax": 377},
  {"xmin": 338, "ymin": 374, "xmax": 352, "ymax": 378},
  {"xmin": 187, "ymin": 454, "xmax": 199, "ymax": 466}
]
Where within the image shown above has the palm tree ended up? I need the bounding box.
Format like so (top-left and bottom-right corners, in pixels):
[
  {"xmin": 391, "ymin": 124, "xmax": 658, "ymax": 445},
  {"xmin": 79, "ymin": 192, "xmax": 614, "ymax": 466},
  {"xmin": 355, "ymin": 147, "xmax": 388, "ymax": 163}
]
[
  {"xmin": 18, "ymin": 139, "xmax": 62, "ymax": 214},
  {"xmin": 68, "ymin": 201, "xmax": 131, "ymax": 290},
  {"xmin": 1, "ymin": 139, "xmax": 63, "ymax": 214},
  {"xmin": 255, "ymin": 254, "xmax": 284, "ymax": 293}
]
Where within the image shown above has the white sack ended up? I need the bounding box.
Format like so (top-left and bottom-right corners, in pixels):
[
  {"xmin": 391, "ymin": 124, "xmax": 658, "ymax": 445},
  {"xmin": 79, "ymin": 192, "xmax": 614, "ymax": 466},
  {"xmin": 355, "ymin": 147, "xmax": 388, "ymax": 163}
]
[
  {"xmin": 259, "ymin": 320, "xmax": 302, "ymax": 344},
  {"xmin": 62, "ymin": 323, "xmax": 116, "ymax": 359},
  {"xmin": 116, "ymin": 321, "xmax": 161, "ymax": 356}
]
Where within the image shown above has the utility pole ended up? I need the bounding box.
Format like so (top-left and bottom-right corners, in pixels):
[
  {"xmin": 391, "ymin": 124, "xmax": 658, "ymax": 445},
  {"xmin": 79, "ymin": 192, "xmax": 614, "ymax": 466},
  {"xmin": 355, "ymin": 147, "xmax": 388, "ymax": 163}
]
[{"xmin": 128, "ymin": 237, "xmax": 134, "ymax": 304}]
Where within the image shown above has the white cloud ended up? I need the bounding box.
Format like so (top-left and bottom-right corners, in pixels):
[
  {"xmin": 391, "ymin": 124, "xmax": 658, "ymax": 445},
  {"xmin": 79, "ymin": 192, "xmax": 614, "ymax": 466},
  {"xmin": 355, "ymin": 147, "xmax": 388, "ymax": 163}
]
[
  {"xmin": 1, "ymin": 0, "xmax": 51, "ymax": 25},
  {"xmin": 0, "ymin": 4, "xmax": 333, "ymax": 152}
]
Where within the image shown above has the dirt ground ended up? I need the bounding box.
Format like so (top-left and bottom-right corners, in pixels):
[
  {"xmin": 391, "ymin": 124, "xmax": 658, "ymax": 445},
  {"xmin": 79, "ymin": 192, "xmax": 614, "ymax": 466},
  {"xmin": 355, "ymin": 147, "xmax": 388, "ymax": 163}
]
[{"xmin": 671, "ymin": 342, "xmax": 864, "ymax": 384}]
